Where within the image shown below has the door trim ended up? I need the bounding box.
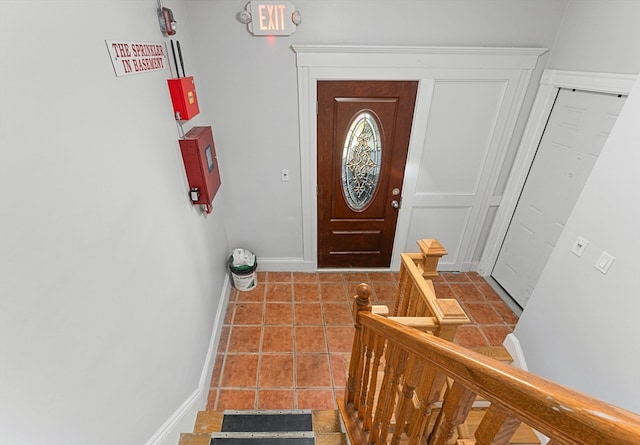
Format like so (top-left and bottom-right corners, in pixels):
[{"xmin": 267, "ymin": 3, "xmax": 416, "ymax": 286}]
[
  {"xmin": 477, "ymin": 69, "xmax": 637, "ymax": 276},
  {"xmin": 292, "ymin": 45, "xmax": 547, "ymax": 272}
]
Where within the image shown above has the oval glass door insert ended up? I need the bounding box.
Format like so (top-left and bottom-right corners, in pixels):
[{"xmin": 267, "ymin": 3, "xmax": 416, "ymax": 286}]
[{"xmin": 341, "ymin": 112, "xmax": 382, "ymax": 211}]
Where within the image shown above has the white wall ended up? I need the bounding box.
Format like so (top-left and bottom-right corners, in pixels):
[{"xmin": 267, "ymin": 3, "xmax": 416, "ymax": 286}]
[
  {"xmin": 511, "ymin": 0, "xmax": 640, "ymax": 414},
  {"xmin": 547, "ymin": 0, "xmax": 640, "ymax": 74},
  {"xmin": 186, "ymin": 0, "xmax": 568, "ymax": 268},
  {"xmin": 514, "ymin": 75, "xmax": 640, "ymax": 413},
  {"xmin": 0, "ymin": 1, "xmax": 230, "ymax": 444}
]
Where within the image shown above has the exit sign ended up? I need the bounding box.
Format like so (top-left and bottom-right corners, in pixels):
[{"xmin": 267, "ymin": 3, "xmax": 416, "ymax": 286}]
[{"xmin": 248, "ymin": 1, "xmax": 298, "ymax": 36}]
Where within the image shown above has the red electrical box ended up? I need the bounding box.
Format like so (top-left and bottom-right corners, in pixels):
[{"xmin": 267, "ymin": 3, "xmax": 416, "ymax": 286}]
[
  {"xmin": 179, "ymin": 126, "xmax": 221, "ymax": 213},
  {"xmin": 168, "ymin": 76, "xmax": 200, "ymax": 120}
]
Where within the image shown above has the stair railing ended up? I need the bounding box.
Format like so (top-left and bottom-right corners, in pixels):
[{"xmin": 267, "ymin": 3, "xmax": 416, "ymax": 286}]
[
  {"xmin": 390, "ymin": 239, "xmax": 469, "ymax": 340},
  {"xmin": 342, "ymin": 284, "xmax": 640, "ymax": 445}
]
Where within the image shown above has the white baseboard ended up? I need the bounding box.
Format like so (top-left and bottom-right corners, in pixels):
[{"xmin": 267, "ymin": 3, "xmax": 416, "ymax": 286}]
[
  {"xmin": 198, "ymin": 274, "xmax": 232, "ymax": 391},
  {"xmin": 146, "ymin": 274, "xmax": 233, "ymax": 445},
  {"xmin": 256, "ymin": 257, "xmax": 308, "ymax": 272},
  {"xmin": 502, "ymin": 333, "xmax": 528, "ymax": 371},
  {"xmin": 144, "ymin": 388, "xmax": 202, "ymax": 445}
]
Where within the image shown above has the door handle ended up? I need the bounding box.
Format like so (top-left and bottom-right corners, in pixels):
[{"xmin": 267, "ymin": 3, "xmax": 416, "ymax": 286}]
[{"xmin": 391, "ymin": 200, "xmax": 400, "ymax": 209}]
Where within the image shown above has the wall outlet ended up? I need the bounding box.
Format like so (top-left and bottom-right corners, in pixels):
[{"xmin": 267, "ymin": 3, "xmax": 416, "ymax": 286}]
[{"xmin": 571, "ymin": 236, "xmax": 589, "ymax": 257}]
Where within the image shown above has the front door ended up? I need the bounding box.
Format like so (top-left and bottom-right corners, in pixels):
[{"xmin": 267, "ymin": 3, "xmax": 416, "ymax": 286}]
[{"xmin": 317, "ymin": 81, "xmax": 418, "ymax": 268}]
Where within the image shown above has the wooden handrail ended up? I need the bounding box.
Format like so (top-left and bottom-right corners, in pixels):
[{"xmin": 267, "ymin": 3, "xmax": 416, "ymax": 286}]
[
  {"xmin": 341, "ymin": 291, "xmax": 640, "ymax": 445},
  {"xmin": 393, "ymin": 251, "xmax": 470, "ymax": 340}
]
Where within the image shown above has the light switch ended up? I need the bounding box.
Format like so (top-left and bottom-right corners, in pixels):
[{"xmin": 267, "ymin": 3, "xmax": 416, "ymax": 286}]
[
  {"xmin": 594, "ymin": 251, "xmax": 615, "ymax": 274},
  {"xmin": 281, "ymin": 169, "xmax": 289, "ymax": 182},
  {"xmin": 571, "ymin": 236, "xmax": 589, "ymax": 257}
]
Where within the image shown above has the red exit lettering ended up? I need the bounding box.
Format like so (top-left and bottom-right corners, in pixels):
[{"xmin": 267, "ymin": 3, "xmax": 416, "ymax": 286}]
[{"xmin": 258, "ymin": 4, "xmax": 286, "ymax": 31}]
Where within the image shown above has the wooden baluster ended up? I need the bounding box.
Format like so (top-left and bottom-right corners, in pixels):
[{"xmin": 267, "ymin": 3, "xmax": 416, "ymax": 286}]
[
  {"xmin": 370, "ymin": 342, "xmax": 399, "ymax": 445},
  {"xmin": 427, "ymin": 381, "xmax": 477, "ymax": 445},
  {"xmin": 406, "ymin": 365, "xmax": 447, "ymax": 445},
  {"xmin": 378, "ymin": 348, "xmax": 407, "ymax": 445},
  {"xmin": 390, "ymin": 355, "xmax": 424, "ymax": 445},
  {"xmin": 346, "ymin": 283, "xmax": 372, "ymax": 407},
  {"xmin": 358, "ymin": 325, "xmax": 375, "ymax": 420},
  {"xmin": 416, "ymin": 293, "xmax": 428, "ymax": 317},
  {"xmin": 364, "ymin": 333, "xmax": 385, "ymax": 432},
  {"xmin": 393, "ymin": 263, "xmax": 407, "ymax": 316},
  {"xmin": 473, "ymin": 403, "xmax": 522, "ymax": 445},
  {"xmin": 398, "ymin": 267, "xmax": 413, "ymax": 316},
  {"xmin": 408, "ymin": 284, "xmax": 421, "ymax": 317},
  {"xmin": 369, "ymin": 345, "xmax": 389, "ymax": 444}
]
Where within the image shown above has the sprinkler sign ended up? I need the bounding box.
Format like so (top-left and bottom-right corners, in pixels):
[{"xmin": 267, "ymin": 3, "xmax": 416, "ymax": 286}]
[{"xmin": 106, "ymin": 40, "xmax": 168, "ymax": 77}]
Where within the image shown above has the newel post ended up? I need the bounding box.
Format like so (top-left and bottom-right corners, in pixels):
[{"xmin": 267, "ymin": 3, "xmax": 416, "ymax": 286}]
[
  {"xmin": 417, "ymin": 239, "xmax": 447, "ymax": 279},
  {"xmin": 345, "ymin": 283, "xmax": 372, "ymax": 407}
]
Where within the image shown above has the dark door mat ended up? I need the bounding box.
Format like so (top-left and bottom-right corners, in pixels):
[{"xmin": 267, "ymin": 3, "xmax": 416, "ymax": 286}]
[
  {"xmin": 211, "ymin": 437, "xmax": 314, "ymax": 445},
  {"xmin": 221, "ymin": 412, "xmax": 313, "ymax": 433}
]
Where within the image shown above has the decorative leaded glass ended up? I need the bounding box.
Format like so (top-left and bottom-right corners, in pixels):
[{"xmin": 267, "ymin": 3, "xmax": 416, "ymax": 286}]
[{"xmin": 341, "ymin": 112, "xmax": 381, "ymax": 211}]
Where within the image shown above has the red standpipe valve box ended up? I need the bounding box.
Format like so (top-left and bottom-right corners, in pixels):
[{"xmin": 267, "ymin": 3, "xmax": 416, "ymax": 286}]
[
  {"xmin": 178, "ymin": 126, "xmax": 221, "ymax": 208},
  {"xmin": 167, "ymin": 76, "xmax": 200, "ymax": 121}
]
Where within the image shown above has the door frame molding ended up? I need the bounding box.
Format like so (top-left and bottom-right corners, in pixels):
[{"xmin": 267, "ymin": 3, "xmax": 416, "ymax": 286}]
[
  {"xmin": 477, "ymin": 69, "xmax": 637, "ymax": 276},
  {"xmin": 292, "ymin": 45, "xmax": 547, "ymax": 272}
]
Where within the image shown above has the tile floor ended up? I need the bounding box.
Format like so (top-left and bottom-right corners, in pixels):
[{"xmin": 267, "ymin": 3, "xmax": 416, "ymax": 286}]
[{"xmin": 207, "ymin": 271, "xmax": 519, "ymax": 412}]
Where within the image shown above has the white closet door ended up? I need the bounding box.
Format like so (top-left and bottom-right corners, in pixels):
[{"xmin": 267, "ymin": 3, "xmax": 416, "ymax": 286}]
[{"xmin": 492, "ymin": 89, "xmax": 625, "ymax": 307}]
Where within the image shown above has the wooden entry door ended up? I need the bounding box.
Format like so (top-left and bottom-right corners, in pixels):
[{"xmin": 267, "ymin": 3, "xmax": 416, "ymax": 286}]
[{"xmin": 317, "ymin": 81, "xmax": 418, "ymax": 268}]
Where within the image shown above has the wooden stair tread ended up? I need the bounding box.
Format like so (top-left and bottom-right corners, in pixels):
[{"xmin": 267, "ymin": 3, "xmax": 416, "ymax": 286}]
[
  {"xmin": 462, "ymin": 409, "xmax": 540, "ymax": 444},
  {"xmin": 313, "ymin": 410, "xmax": 347, "ymax": 445},
  {"xmin": 179, "ymin": 432, "xmax": 210, "ymax": 445},
  {"xmin": 335, "ymin": 404, "xmax": 539, "ymax": 445},
  {"xmin": 194, "ymin": 410, "xmax": 223, "ymax": 433},
  {"xmin": 418, "ymin": 408, "xmax": 540, "ymax": 445},
  {"xmin": 315, "ymin": 432, "xmax": 347, "ymax": 445},
  {"xmin": 312, "ymin": 409, "xmax": 342, "ymax": 433}
]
